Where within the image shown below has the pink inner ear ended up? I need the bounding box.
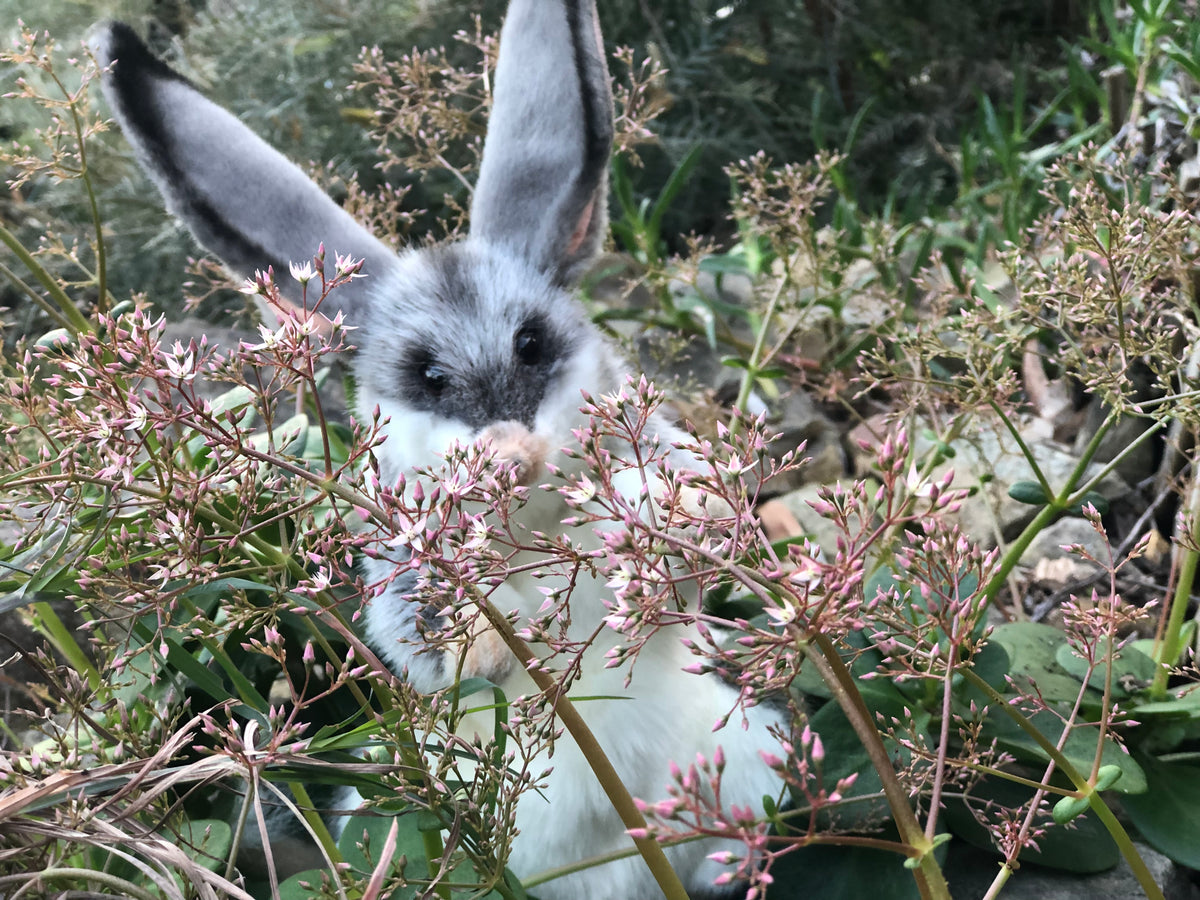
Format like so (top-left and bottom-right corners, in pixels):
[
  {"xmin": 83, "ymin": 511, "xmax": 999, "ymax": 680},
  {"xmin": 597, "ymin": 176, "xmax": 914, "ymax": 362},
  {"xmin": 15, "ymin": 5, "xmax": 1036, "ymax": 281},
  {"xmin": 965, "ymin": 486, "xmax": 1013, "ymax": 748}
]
[{"xmin": 565, "ymin": 197, "xmax": 595, "ymax": 258}]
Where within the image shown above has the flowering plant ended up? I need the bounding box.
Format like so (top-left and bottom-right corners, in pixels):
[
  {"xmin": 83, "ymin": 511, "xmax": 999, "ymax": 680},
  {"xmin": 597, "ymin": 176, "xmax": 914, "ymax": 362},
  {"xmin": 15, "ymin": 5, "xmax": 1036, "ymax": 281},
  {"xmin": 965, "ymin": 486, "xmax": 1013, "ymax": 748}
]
[{"xmin": 4, "ymin": 18, "xmax": 1200, "ymax": 900}]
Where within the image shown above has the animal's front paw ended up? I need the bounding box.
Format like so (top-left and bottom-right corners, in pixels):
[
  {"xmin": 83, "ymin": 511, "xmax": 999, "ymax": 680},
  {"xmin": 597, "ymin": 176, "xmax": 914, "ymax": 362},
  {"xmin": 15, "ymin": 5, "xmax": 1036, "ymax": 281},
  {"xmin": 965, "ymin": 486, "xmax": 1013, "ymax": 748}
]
[{"xmin": 441, "ymin": 611, "xmax": 515, "ymax": 685}]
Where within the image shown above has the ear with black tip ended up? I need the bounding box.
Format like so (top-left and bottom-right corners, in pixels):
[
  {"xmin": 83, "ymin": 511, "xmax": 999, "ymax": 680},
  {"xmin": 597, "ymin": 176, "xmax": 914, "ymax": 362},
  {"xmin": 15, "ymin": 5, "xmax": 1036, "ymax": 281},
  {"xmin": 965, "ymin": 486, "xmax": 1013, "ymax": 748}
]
[
  {"xmin": 90, "ymin": 21, "xmax": 398, "ymax": 321},
  {"xmin": 468, "ymin": 0, "xmax": 613, "ymax": 286}
]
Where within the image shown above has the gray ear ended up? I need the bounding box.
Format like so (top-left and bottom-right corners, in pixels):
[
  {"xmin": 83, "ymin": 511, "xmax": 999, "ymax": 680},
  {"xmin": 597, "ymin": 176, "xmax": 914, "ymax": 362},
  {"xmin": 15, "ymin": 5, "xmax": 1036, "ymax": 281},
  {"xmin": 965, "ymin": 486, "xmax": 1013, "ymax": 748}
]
[
  {"xmin": 469, "ymin": 0, "xmax": 613, "ymax": 286},
  {"xmin": 91, "ymin": 22, "xmax": 397, "ymax": 321}
]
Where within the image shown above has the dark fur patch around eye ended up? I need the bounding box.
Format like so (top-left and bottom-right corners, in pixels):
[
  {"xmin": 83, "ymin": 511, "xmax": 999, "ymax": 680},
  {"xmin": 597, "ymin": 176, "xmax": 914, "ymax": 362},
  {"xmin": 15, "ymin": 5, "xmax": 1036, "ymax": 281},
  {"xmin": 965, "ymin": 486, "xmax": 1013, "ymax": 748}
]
[
  {"xmin": 393, "ymin": 316, "xmax": 575, "ymax": 431},
  {"xmin": 421, "ymin": 362, "xmax": 449, "ymax": 393},
  {"xmin": 514, "ymin": 318, "xmax": 547, "ymax": 365},
  {"xmin": 402, "ymin": 349, "xmax": 450, "ymax": 401}
]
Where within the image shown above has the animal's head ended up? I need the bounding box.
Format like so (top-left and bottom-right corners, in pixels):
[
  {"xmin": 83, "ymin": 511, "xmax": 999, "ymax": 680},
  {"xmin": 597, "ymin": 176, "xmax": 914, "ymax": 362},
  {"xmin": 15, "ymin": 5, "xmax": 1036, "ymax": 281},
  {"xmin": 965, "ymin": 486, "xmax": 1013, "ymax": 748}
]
[{"xmin": 92, "ymin": 0, "xmax": 621, "ymax": 482}]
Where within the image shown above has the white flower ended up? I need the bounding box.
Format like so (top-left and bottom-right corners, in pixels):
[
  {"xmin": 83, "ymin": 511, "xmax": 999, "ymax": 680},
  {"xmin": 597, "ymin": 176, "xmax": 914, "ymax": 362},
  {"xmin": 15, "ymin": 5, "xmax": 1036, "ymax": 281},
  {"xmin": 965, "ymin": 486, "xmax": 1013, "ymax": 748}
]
[
  {"xmin": 163, "ymin": 342, "xmax": 196, "ymax": 381},
  {"xmin": 565, "ymin": 475, "xmax": 596, "ymax": 506},
  {"xmin": 124, "ymin": 401, "xmax": 147, "ymax": 432},
  {"xmin": 289, "ymin": 260, "xmax": 315, "ymax": 284},
  {"xmin": 334, "ymin": 252, "xmax": 365, "ymax": 278}
]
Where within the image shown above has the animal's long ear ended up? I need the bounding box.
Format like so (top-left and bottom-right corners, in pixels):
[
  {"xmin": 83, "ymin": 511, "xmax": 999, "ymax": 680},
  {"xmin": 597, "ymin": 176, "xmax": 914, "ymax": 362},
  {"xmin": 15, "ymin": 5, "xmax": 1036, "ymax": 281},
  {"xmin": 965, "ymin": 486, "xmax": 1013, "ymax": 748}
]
[
  {"xmin": 91, "ymin": 22, "xmax": 397, "ymax": 321},
  {"xmin": 469, "ymin": 0, "xmax": 613, "ymax": 286}
]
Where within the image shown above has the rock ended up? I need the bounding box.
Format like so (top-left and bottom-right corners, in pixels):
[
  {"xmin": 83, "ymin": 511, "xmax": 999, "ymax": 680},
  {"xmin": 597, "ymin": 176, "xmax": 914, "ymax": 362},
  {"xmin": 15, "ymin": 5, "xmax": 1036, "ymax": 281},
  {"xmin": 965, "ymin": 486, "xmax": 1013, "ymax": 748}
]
[
  {"xmin": 1179, "ymin": 154, "xmax": 1200, "ymax": 195},
  {"xmin": 840, "ymin": 259, "xmax": 891, "ymax": 330},
  {"xmin": 789, "ymin": 303, "xmax": 839, "ymax": 367},
  {"xmin": 757, "ymin": 387, "xmax": 846, "ymax": 490},
  {"xmin": 1024, "ymin": 516, "xmax": 1111, "ymax": 566},
  {"xmin": 765, "ymin": 482, "xmax": 852, "ymax": 551},
  {"xmin": 942, "ymin": 839, "xmax": 1200, "ymax": 900},
  {"xmin": 849, "ymin": 419, "xmax": 1132, "ymax": 550}
]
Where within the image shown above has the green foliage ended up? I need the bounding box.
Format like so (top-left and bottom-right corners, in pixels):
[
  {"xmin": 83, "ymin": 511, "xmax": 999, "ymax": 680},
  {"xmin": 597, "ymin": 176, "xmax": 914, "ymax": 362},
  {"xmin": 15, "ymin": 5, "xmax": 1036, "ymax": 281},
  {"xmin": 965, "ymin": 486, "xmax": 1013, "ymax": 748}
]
[
  {"xmin": 4, "ymin": 3, "xmax": 1200, "ymax": 900},
  {"xmin": 1123, "ymin": 755, "xmax": 1200, "ymax": 869}
]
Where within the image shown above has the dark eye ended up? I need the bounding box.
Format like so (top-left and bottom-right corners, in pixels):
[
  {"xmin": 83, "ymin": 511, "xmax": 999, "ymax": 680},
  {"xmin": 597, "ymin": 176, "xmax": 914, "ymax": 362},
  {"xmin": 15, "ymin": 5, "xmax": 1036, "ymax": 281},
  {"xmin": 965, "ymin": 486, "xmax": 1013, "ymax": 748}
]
[
  {"xmin": 514, "ymin": 325, "xmax": 542, "ymax": 365},
  {"xmin": 421, "ymin": 362, "xmax": 448, "ymax": 393}
]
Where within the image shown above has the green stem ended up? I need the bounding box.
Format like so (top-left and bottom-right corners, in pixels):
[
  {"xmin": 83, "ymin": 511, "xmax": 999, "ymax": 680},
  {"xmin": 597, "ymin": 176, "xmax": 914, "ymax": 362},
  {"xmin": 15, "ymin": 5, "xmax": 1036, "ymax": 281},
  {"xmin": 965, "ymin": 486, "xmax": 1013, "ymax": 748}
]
[
  {"xmin": 805, "ymin": 632, "xmax": 951, "ymax": 900},
  {"xmin": 227, "ymin": 774, "xmax": 256, "ymax": 883},
  {"xmin": 981, "ymin": 862, "xmax": 1014, "ymax": 900},
  {"xmin": 945, "ymin": 762, "xmax": 1075, "ymax": 795},
  {"xmin": 422, "ymin": 827, "xmax": 453, "ymax": 900},
  {"xmin": 982, "ymin": 501, "xmax": 1062, "ymax": 605},
  {"xmin": 981, "ymin": 407, "xmax": 1122, "ymax": 605},
  {"xmin": 1088, "ymin": 796, "xmax": 1164, "ymax": 900},
  {"xmin": 1151, "ymin": 481, "xmax": 1200, "ymax": 699},
  {"xmin": 0, "ymin": 258, "xmax": 76, "ymax": 330},
  {"xmin": 1071, "ymin": 418, "xmax": 1166, "ymax": 498},
  {"xmin": 477, "ymin": 601, "xmax": 690, "ymax": 900},
  {"xmin": 289, "ymin": 781, "xmax": 344, "ymax": 871},
  {"xmin": 730, "ymin": 251, "xmax": 796, "ymax": 435},
  {"xmin": 189, "ymin": 507, "xmax": 452, "ymax": 886},
  {"xmin": 959, "ymin": 668, "xmax": 1165, "ymax": 900},
  {"xmin": 65, "ymin": 77, "xmax": 109, "ymax": 311},
  {"xmin": 989, "ymin": 400, "xmax": 1052, "ymax": 498},
  {"xmin": 0, "ymin": 220, "xmax": 92, "ymax": 334}
]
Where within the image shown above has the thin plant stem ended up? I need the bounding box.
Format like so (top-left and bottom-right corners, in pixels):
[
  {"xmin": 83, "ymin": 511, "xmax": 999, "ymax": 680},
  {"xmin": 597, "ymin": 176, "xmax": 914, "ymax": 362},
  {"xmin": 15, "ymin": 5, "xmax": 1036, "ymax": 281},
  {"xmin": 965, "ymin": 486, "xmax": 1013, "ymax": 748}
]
[
  {"xmin": 289, "ymin": 781, "xmax": 344, "ymax": 872},
  {"xmin": 20, "ymin": 869, "xmax": 162, "ymax": 900},
  {"xmin": 30, "ymin": 600, "xmax": 102, "ymax": 690},
  {"xmin": 0, "ymin": 220, "xmax": 92, "ymax": 334},
  {"xmin": 730, "ymin": 249, "xmax": 799, "ymax": 434},
  {"xmin": 1070, "ymin": 418, "xmax": 1166, "ymax": 498},
  {"xmin": 924, "ymin": 662, "xmax": 955, "ymax": 842},
  {"xmin": 981, "ymin": 406, "xmax": 1123, "ymax": 606},
  {"xmin": 989, "ymin": 399, "xmax": 1053, "ymax": 498},
  {"xmin": 805, "ymin": 632, "xmax": 951, "ymax": 900},
  {"xmin": 475, "ymin": 598, "xmax": 690, "ymax": 900},
  {"xmin": 1151, "ymin": 472, "xmax": 1200, "ymax": 699},
  {"xmin": 959, "ymin": 668, "xmax": 1165, "ymax": 900},
  {"xmin": 43, "ymin": 62, "xmax": 111, "ymax": 312},
  {"xmin": 0, "ymin": 259, "xmax": 76, "ymax": 330},
  {"xmin": 227, "ymin": 777, "xmax": 256, "ymax": 883},
  {"xmin": 981, "ymin": 863, "xmax": 1013, "ymax": 900}
]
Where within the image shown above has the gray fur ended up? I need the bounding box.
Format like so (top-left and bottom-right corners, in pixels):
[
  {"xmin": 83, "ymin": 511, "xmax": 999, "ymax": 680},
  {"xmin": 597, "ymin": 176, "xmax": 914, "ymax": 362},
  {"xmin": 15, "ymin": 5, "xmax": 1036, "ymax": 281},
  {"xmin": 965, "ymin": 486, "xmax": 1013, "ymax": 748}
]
[
  {"xmin": 356, "ymin": 244, "xmax": 588, "ymax": 434},
  {"xmin": 91, "ymin": 21, "xmax": 397, "ymax": 319},
  {"xmin": 470, "ymin": 0, "xmax": 612, "ymax": 283}
]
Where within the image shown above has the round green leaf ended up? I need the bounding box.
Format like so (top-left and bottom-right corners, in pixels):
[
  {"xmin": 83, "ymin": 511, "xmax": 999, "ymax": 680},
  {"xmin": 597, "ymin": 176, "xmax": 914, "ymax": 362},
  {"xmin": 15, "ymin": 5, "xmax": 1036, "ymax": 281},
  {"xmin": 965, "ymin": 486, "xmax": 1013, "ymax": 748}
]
[
  {"xmin": 983, "ymin": 707, "xmax": 1146, "ymax": 794},
  {"xmin": 1128, "ymin": 684, "xmax": 1200, "ymax": 720},
  {"xmin": 1066, "ymin": 491, "xmax": 1110, "ymax": 516},
  {"xmin": 764, "ymin": 837, "xmax": 932, "ymax": 900},
  {"xmin": 1054, "ymin": 639, "xmax": 1156, "ymax": 698},
  {"xmin": 1094, "ymin": 765, "xmax": 1123, "ymax": 791},
  {"xmin": 175, "ymin": 819, "xmax": 232, "ymax": 872},
  {"xmin": 338, "ymin": 812, "xmax": 428, "ymax": 878},
  {"xmin": 1008, "ymin": 481, "xmax": 1050, "ymax": 505},
  {"xmin": 1052, "ymin": 794, "xmax": 1091, "ymax": 824},
  {"xmin": 989, "ymin": 622, "xmax": 1083, "ymax": 704},
  {"xmin": 797, "ymin": 681, "xmax": 925, "ymax": 829},
  {"xmin": 1122, "ymin": 754, "xmax": 1200, "ymax": 868}
]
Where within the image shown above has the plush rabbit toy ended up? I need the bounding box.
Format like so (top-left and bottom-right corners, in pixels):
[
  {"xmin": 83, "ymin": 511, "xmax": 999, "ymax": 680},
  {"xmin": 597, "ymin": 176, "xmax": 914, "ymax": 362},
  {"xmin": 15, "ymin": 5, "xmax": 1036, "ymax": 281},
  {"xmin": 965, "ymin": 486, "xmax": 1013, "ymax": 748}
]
[{"xmin": 93, "ymin": 2, "xmax": 785, "ymax": 897}]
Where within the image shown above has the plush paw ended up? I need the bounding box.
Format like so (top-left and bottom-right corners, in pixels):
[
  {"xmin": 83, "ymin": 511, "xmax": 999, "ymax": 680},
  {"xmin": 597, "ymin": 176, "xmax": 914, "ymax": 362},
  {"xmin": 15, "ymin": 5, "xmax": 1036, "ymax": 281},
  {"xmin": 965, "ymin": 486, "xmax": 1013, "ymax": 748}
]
[
  {"xmin": 436, "ymin": 608, "xmax": 515, "ymax": 685},
  {"xmin": 459, "ymin": 621, "xmax": 516, "ymax": 683}
]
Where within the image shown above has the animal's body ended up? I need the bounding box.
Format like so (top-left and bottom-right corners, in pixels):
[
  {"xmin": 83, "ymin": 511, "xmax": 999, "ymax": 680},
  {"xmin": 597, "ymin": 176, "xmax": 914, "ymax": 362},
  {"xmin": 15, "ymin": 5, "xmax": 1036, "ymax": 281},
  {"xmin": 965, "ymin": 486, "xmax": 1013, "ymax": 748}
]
[{"xmin": 93, "ymin": 4, "xmax": 785, "ymax": 896}]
